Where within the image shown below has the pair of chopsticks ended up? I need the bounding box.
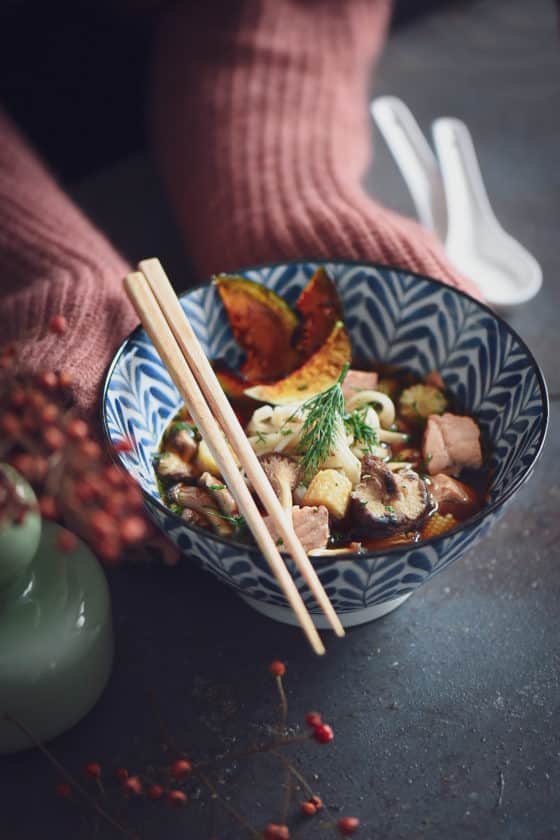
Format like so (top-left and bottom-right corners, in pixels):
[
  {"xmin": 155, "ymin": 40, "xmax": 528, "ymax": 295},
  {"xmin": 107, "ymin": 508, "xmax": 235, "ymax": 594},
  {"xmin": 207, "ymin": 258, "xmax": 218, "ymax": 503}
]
[{"xmin": 124, "ymin": 259, "xmax": 345, "ymax": 655}]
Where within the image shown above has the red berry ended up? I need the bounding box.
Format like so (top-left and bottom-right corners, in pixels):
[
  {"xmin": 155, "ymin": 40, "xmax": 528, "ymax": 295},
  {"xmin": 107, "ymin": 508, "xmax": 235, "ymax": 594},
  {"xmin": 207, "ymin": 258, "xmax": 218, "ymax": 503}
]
[
  {"xmin": 75, "ymin": 480, "xmax": 96, "ymax": 504},
  {"xmin": 337, "ymin": 816, "xmax": 360, "ymax": 835},
  {"xmin": 313, "ymin": 724, "xmax": 334, "ymax": 744},
  {"xmin": 57, "ymin": 530, "xmax": 78, "ymax": 553},
  {"xmin": 90, "ymin": 510, "xmax": 116, "ymax": 538},
  {"xmin": 44, "ymin": 426, "xmax": 65, "ymax": 451},
  {"xmin": 41, "ymin": 403, "xmax": 59, "ymax": 424},
  {"xmin": 49, "ymin": 314, "xmax": 68, "ymax": 335},
  {"xmin": 310, "ymin": 795, "xmax": 323, "ymax": 810},
  {"xmin": 9, "ymin": 452, "xmax": 33, "ymax": 478},
  {"xmin": 55, "ymin": 782, "xmax": 72, "ymax": 798},
  {"xmin": 79, "ymin": 440, "xmax": 102, "ymax": 460},
  {"xmin": 57, "ymin": 370, "xmax": 73, "ymax": 388},
  {"xmin": 1, "ymin": 412, "xmax": 20, "ymax": 436},
  {"xmin": 28, "ymin": 391, "xmax": 47, "ymax": 410},
  {"xmin": 147, "ymin": 784, "xmax": 164, "ymax": 800},
  {"xmin": 120, "ymin": 515, "xmax": 148, "ymax": 544},
  {"xmin": 264, "ymin": 825, "xmax": 289, "ymax": 840},
  {"xmin": 170, "ymin": 759, "xmax": 192, "ymax": 778},
  {"xmin": 66, "ymin": 418, "xmax": 89, "ymax": 441},
  {"xmin": 123, "ymin": 776, "xmax": 142, "ymax": 795},
  {"xmin": 84, "ymin": 762, "xmax": 102, "ymax": 778},
  {"xmin": 37, "ymin": 371, "xmax": 59, "ymax": 390},
  {"xmin": 115, "ymin": 767, "xmax": 129, "ymax": 783},
  {"xmin": 167, "ymin": 789, "xmax": 187, "ymax": 806},
  {"xmin": 268, "ymin": 660, "xmax": 286, "ymax": 677},
  {"xmin": 10, "ymin": 389, "xmax": 27, "ymax": 409},
  {"xmin": 104, "ymin": 464, "xmax": 126, "ymax": 487},
  {"xmin": 300, "ymin": 801, "xmax": 317, "ymax": 816},
  {"xmin": 31, "ymin": 456, "xmax": 48, "ymax": 481},
  {"xmin": 304, "ymin": 711, "xmax": 322, "ymax": 728}
]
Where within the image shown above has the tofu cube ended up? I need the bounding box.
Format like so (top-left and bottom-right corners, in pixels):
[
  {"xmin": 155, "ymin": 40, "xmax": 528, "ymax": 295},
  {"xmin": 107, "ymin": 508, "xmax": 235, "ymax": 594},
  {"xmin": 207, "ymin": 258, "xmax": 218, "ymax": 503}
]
[
  {"xmin": 196, "ymin": 438, "xmax": 239, "ymax": 478},
  {"xmin": 302, "ymin": 469, "xmax": 352, "ymax": 519}
]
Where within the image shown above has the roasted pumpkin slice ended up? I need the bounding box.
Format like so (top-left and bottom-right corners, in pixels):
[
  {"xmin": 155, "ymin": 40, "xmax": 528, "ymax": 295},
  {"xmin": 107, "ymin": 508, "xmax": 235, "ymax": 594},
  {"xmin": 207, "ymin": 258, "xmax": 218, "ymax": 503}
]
[
  {"xmin": 244, "ymin": 321, "xmax": 351, "ymax": 405},
  {"xmin": 295, "ymin": 267, "xmax": 342, "ymax": 357},
  {"xmin": 212, "ymin": 360, "xmax": 256, "ymax": 407},
  {"xmin": 213, "ymin": 275, "xmax": 300, "ymax": 381}
]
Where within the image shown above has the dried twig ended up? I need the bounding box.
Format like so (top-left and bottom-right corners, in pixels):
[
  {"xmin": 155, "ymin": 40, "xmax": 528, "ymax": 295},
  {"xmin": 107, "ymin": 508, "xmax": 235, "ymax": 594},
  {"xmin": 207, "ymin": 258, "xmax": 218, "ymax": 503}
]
[{"xmin": 2, "ymin": 714, "xmax": 136, "ymax": 839}]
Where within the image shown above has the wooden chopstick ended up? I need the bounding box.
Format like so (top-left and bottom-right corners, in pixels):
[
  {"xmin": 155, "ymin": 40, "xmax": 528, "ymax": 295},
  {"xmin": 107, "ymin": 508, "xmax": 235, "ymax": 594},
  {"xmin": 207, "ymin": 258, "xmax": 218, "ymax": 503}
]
[
  {"xmin": 138, "ymin": 258, "xmax": 345, "ymax": 639},
  {"xmin": 124, "ymin": 271, "xmax": 326, "ymax": 655}
]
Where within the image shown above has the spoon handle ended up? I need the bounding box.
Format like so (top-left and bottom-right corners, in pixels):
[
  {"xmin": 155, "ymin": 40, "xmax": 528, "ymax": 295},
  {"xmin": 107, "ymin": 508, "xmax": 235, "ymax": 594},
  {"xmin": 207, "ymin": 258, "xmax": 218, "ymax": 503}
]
[
  {"xmin": 432, "ymin": 117, "xmax": 497, "ymax": 246},
  {"xmin": 371, "ymin": 96, "xmax": 447, "ymax": 241}
]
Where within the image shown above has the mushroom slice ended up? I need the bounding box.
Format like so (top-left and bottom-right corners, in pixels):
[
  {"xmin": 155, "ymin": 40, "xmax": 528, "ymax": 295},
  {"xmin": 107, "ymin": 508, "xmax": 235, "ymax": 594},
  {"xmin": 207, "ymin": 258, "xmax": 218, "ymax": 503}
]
[
  {"xmin": 181, "ymin": 507, "xmax": 212, "ymax": 531},
  {"xmin": 154, "ymin": 452, "xmax": 196, "ymax": 482},
  {"xmin": 199, "ymin": 471, "xmax": 238, "ymax": 517},
  {"xmin": 168, "ymin": 484, "xmax": 234, "ymax": 537},
  {"xmin": 350, "ymin": 455, "xmax": 430, "ymax": 536},
  {"xmin": 166, "ymin": 424, "xmax": 198, "ymax": 462},
  {"xmin": 259, "ymin": 454, "xmax": 302, "ymax": 513}
]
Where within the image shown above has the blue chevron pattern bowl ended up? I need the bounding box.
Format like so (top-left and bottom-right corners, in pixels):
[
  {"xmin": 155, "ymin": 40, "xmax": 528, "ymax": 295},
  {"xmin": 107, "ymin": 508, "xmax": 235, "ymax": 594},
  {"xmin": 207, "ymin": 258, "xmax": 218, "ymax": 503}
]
[{"xmin": 102, "ymin": 261, "xmax": 548, "ymax": 628}]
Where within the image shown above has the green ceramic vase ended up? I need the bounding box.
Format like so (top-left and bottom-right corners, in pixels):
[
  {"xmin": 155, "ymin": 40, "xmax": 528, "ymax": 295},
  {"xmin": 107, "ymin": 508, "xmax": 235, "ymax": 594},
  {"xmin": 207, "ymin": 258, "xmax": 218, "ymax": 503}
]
[{"xmin": 0, "ymin": 464, "xmax": 114, "ymax": 754}]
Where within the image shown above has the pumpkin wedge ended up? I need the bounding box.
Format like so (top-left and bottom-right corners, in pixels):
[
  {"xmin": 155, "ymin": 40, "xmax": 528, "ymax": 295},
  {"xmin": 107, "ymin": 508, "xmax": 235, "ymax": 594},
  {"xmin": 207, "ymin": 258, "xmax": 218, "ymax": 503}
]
[
  {"xmin": 213, "ymin": 275, "xmax": 300, "ymax": 381},
  {"xmin": 244, "ymin": 321, "xmax": 351, "ymax": 405},
  {"xmin": 295, "ymin": 267, "xmax": 342, "ymax": 356},
  {"xmin": 212, "ymin": 360, "xmax": 257, "ymax": 408}
]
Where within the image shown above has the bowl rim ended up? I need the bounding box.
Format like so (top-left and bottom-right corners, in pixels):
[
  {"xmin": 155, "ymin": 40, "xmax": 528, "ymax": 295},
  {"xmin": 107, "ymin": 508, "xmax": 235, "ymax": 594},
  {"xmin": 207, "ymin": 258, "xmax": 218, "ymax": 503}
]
[{"xmin": 102, "ymin": 258, "xmax": 549, "ymax": 563}]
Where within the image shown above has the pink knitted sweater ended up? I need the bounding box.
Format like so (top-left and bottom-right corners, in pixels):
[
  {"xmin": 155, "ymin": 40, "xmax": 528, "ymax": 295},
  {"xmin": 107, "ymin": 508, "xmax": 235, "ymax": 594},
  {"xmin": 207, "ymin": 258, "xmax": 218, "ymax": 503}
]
[{"xmin": 0, "ymin": 0, "xmax": 478, "ymax": 418}]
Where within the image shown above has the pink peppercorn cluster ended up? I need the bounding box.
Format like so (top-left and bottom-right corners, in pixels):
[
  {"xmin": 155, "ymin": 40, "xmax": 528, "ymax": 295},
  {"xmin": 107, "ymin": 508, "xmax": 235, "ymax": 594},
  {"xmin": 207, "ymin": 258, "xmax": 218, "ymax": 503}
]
[
  {"xmin": 0, "ymin": 324, "xmax": 152, "ymax": 563},
  {"xmin": 304, "ymin": 710, "xmax": 334, "ymax": 744},
  {"xmin": 56, "ymin": 759, "xmax": 194, "ymax": 808},
  {"xmin": 52, "ymin": 661, "xmax": 361, "ymax": 836}
]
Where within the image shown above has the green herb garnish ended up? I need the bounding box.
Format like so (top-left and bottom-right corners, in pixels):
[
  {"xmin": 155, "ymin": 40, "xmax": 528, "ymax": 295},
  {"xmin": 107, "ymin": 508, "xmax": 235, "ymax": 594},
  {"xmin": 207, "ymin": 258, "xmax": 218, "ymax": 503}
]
[
  {"xmin": 172, "ymin": 421, "xmax": 192, "ymax": 432},
  {"xmin": 276, "ymin": 537, "xmax": 284, "ymax": 547},
  {"xmin": 294, "ymin": 363, "xmax": 350, "ymax": 482},
  {"xmin": 384, "ymin": 505, "xmax": 396, "ymax": 514},
  {"xmin": 280, "ymin": 429, "xmax": 293, "ymax": 437},
  {"xmin": 344, "ymin": 405, "xmax": 379, "ymax": 453},
  {"xmin": 208, "ymin": 484, "xmax": 226, "ymax": 491},
  {"xmin": 255, "ymin": 430, "xmax": 268, "ymax": 444},
  {"xmin": 297, "ymin": 384, "xmax": 309, "ymax": 391},
  {"xmin": 203, "ymin": 508, "xmax": 246, "ymax": 530}
]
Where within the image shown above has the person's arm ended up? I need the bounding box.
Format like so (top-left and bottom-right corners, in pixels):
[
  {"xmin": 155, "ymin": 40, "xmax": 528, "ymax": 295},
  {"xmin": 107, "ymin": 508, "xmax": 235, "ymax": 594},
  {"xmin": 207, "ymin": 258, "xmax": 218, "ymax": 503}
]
[
  {"xmin": 0, "ymin": 109, "xmax": 136, "ymax": 414},
  {"xmin": 148, "ymin": 0, "xmax": 479, "ymax": 298}
]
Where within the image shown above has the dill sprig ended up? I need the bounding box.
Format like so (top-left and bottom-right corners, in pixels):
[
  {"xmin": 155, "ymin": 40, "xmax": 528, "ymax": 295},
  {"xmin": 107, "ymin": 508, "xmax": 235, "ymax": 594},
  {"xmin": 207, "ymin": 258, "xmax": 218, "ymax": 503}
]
[
  {"xmin": 344, "ymin": 405, "xmax": 379, "ymax": 453},
  {"xmin": 295, "ymin": 363, "xmax": 350, "ymax": 482}
]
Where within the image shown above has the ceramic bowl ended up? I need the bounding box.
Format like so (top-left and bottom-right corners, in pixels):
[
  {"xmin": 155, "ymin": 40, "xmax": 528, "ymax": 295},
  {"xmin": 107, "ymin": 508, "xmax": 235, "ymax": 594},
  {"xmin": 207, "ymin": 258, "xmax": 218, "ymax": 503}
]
[{"xmin": 102, "ymin": 261, "xmax": 548, "ymax": 628}]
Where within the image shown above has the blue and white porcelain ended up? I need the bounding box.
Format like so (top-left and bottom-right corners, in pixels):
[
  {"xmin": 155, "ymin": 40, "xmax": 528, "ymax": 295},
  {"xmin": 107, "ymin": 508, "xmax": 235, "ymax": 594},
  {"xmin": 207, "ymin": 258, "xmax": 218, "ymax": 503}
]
[{"xmin": 102, "ymin": 261, "xmax": 548, "ymax": 628}]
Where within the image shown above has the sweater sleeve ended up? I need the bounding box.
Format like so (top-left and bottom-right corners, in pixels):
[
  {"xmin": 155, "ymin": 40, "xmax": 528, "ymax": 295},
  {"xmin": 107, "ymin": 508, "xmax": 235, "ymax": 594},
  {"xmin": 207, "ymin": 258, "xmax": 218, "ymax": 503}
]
[
  {"xmin": 148, "ymin": 0, "xmax": 480, "ymax": 298},
  {"xmin": 0, "ymin": 109, "xmax": 137, "ymax": 414}
]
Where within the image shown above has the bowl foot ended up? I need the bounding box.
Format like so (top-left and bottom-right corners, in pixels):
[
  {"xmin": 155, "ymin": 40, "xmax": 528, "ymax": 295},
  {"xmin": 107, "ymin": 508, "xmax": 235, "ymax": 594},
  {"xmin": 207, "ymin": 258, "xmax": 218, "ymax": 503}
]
[{"xmin": 239, "ymin": 592, "xmax": 412, "ymax": 629}]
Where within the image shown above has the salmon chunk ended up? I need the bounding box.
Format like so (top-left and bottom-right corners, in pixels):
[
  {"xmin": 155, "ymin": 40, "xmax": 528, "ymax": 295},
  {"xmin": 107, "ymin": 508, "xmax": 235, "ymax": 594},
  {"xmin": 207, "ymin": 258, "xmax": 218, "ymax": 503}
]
[
  {"xmin": 429, "ymin": 473, "xmax": 472, "ymax": 506},
  {"xmin": 342, "ymin": 369, "xmax": 378, "ymax": 401},
  {"xmin": 423, "ymin": 413, "xmax": 482, "ymax": 476},
  {"xmin": 429, "ymin": 473, "xmax": 479, "ymax": 518},
  {"xmin": 264, "ymin": 505, "xmax": 330, "ymax": 553}
]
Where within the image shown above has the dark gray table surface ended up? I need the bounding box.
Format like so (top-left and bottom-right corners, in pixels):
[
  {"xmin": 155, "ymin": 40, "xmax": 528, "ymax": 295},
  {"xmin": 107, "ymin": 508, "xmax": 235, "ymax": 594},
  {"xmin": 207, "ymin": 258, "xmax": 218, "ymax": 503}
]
[{"xmin": 3, "ymin": 1, "xmax": 559, "ymax": 838}]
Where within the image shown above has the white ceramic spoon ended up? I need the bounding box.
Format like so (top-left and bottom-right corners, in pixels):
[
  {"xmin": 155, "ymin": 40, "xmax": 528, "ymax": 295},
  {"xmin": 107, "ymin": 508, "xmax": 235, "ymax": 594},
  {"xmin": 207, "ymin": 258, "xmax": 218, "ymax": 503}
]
[
  {"xmin": 370, "ymin": 96, "xmax": 447, "ymax": 241},
  {"xmin": 371, "ymin": 96, "xmax": 542, "ymax": 308},
  {"xmin": 432, "ymin": 117, "xmax": 542, "ymax": 309}
]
